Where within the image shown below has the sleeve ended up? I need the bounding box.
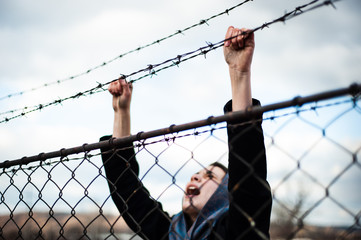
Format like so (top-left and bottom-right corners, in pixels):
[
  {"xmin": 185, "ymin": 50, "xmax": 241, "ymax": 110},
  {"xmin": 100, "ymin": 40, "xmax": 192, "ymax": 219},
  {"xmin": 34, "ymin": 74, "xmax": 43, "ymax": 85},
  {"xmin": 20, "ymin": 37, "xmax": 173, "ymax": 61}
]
[
  {"xmin": 223, "ymin": 99, "xmax": 272, "ymax": 240},
  {"xmin": 99, "ymin": 135, "xmax": 171, "ymax": 240}
]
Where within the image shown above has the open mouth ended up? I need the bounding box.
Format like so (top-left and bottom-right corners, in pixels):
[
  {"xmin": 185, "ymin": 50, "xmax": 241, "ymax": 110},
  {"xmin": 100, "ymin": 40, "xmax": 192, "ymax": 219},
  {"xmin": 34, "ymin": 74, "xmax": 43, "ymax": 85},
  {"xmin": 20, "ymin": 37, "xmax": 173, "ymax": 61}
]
[{"xmin": 186, "ymin": 186, "xmax": 200, "ymax": 196}]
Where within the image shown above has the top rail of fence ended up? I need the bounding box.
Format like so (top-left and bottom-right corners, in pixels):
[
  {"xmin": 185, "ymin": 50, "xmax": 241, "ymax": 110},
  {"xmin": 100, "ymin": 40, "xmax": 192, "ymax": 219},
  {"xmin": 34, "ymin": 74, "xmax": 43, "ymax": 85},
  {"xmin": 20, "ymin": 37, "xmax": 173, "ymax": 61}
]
[{"xmin": 1, "ymin": 82, "xmax": 360, "ymax": 169}]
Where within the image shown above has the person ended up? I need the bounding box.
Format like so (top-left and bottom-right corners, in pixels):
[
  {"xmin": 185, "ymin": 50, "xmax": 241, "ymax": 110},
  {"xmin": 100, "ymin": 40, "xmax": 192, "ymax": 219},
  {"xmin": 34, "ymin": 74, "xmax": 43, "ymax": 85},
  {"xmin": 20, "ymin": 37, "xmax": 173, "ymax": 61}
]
[{"xmin": 100, "ymin": 26, "xmax": 272, "ymax": 240}]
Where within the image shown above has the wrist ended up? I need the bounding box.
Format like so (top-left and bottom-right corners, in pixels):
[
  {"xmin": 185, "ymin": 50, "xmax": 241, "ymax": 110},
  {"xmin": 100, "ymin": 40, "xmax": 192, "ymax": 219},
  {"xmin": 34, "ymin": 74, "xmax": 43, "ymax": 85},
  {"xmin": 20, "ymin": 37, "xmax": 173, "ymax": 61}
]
[
  {"xmin": 114, "ymin": 107, "xmax": 130, "ymax": 115},
  {"xmin": 228, "ymin": 65, "xmax": 251, "ymax": 74},
  {"xmin": 229, "ymin": 68, "xmax": 251, "ymax": 86}
]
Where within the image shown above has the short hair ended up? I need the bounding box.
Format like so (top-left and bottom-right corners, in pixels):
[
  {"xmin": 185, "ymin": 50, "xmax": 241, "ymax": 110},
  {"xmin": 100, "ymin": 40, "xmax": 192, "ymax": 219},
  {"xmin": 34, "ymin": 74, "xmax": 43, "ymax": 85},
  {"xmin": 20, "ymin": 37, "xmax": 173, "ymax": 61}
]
[{"xmin": 210, "ymin": 162, "xmax": 228, "ymax": 174}]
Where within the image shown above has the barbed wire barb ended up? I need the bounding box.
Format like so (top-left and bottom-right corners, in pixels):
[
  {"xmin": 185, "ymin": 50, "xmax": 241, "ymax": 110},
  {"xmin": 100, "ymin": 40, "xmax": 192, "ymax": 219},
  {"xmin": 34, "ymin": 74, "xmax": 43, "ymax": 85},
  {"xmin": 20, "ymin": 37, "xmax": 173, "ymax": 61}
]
[
  {"xmin": 0, "ymin": 0, "xmax": 343, "ymax": 124},
  {"xmin": 0, "ymin": 0, "xmax": 254, "ymax": 103}
]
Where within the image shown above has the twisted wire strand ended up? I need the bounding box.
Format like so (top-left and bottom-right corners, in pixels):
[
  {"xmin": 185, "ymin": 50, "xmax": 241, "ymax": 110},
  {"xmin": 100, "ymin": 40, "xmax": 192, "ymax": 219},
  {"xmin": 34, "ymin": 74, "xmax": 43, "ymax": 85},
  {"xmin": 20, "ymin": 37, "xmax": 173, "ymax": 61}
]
[
  {"xmin": 1, "ymin": 82, "xmax": 359, "ymax": 169},
  {"xmin": 0, "ymin": 0, "xmax": 253, "ymax": 102},
  {"xmin": 0, "ymin": 0, "xmax": 341, "ymax": 124},
  {"xmin": 1, "ymin": 93, "xmax": 359, "ymax": 175},
  {"xmin": 0, "ymin": 84, "xmax": 360, "ymax": 239}
]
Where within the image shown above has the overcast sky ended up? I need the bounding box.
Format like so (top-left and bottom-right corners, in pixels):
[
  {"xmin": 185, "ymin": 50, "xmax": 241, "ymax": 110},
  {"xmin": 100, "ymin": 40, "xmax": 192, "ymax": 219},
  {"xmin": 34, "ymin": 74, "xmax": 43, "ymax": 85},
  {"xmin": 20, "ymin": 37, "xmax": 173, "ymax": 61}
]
[{"xmin": 1, "ymin": 0, "xmax": 360, "ymax": 227}]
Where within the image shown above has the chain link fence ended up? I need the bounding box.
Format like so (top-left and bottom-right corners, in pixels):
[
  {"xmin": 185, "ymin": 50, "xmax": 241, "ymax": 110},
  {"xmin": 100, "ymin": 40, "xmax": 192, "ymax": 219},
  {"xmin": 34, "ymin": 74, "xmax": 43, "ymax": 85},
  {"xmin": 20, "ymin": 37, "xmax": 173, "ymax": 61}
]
[{"xmin": 1, "ymin": 84, "xmax": 360, "ymax": 239}]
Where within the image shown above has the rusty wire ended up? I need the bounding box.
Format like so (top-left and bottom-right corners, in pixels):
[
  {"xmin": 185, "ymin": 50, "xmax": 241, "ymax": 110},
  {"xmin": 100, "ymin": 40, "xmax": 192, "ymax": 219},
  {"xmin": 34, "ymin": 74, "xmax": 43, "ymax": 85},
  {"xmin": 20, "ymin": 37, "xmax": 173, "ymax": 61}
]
[
  {"xmin": 2, "ymin": 82, "xmax": 359, "ymax": 168},
  {"xmin": 0, "ymin": 93, "xmax": 359, "ymax": 175},
  {"xmin": 0, "ymin": 0, "xmax": 342, "ymax": 124},
  {"xmin": 0, "ymin": 0, "xmax": 254, "ymax": 103},
  {"xmin": 1, "ymin": 83, "xmax": 360, "ymax": 239}
]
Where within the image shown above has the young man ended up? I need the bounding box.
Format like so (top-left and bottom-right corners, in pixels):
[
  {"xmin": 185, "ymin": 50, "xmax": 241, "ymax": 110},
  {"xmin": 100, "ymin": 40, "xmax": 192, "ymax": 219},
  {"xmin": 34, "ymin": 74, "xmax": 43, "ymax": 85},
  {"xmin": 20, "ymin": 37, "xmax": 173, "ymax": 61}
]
[{"xmin": 100, "ymin": 26, "xmax": 272, "ymax": 239}]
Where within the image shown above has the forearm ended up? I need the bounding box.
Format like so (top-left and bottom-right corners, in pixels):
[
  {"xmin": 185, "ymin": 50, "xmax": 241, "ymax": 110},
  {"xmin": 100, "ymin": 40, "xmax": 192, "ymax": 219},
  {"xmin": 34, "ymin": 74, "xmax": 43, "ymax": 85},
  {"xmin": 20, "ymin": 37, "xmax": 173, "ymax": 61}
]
[
  {"xmin": 100, "ymin": 134, "xmax": 170, "ymax": 240},
  {"xmin": 113, "ymin": 110, "xmax": 131, "ymax": 138},
  {"xmin": 229, "ymin": 68, "xmax": 252, "ymax": 112}
]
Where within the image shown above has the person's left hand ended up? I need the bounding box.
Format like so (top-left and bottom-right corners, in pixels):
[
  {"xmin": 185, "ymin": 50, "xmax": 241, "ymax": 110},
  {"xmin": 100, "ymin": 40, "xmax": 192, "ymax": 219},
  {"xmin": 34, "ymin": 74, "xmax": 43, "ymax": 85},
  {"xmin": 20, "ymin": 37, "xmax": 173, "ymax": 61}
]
[
  {"xmin": 223, "ymin": 26, "xmax": 255, "ymax": 72},
  {"xmin": 108, "ymin": 78, "xmax": 133, "ymax": 113}
]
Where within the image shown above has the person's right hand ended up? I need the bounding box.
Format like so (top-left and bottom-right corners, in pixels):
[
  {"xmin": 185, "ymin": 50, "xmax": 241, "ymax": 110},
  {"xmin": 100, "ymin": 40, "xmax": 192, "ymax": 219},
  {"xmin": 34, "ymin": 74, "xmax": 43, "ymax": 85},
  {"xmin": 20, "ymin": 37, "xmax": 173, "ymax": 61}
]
[{"xmin": 108, "ymin": 78, "xmax": 133, "ymax": 113}]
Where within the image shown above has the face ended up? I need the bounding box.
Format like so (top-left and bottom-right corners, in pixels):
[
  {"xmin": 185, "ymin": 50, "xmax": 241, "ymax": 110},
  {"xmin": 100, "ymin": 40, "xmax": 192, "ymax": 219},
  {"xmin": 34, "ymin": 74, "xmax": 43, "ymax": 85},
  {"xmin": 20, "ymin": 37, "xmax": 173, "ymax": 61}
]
[{"xmin": 182, "ymin": 165, "xmax": 226, "ymax": 218}]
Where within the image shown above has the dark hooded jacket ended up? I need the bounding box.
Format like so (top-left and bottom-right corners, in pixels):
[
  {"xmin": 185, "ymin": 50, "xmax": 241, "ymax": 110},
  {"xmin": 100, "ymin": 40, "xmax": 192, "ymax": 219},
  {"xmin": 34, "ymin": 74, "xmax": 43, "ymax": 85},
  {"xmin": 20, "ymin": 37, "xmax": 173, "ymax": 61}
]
[{"xmin": 100, "ymin": 99, "xmax": 272, "ymax": 240}]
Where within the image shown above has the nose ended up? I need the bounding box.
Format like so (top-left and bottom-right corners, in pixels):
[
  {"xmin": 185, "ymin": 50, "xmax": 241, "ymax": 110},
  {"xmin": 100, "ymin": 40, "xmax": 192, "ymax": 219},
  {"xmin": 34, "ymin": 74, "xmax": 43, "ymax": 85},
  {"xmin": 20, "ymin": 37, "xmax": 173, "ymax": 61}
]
[{"xmin": 191, "ymin": 173, "xmax": 201, "ymax": 182}]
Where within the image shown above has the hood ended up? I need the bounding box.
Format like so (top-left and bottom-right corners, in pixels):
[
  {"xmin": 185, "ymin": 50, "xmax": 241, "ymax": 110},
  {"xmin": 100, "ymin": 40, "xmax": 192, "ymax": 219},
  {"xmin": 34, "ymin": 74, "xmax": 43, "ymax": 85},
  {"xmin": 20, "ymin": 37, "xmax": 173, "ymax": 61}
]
[{"xmin": 169, "ymin": 173, "xmax": 229, "ymax": 240}]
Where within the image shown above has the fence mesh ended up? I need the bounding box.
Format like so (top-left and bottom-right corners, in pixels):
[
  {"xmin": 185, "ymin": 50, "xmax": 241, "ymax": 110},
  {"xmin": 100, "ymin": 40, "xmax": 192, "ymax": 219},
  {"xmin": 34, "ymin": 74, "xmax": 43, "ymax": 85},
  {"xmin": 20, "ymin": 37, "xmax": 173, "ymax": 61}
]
[{"xmin": 1, "ymin": 86, "xmax": 360, "ymax": 240}]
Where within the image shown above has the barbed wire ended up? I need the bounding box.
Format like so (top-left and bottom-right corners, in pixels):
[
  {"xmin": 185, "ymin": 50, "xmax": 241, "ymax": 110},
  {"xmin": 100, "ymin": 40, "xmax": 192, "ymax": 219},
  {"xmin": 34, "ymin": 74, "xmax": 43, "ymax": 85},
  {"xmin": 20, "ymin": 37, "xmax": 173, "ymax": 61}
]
[
  {"xmin": 1, "ymin": 93, "xmax": 359, "ymax": 175},
  {"xmin": 0, "ymin": 0, "xmax": 254, "ymax": 103},
  {"xmin": 1, "ymin": 83, "xmax": 360, "ymax": 239},
  {"xmin": 0, "ymin": 0, "xmax": 342, "ymax": 124},
  {"xmin": 1, "ymin": 82, "xmax": 359, "ymax": 171}
]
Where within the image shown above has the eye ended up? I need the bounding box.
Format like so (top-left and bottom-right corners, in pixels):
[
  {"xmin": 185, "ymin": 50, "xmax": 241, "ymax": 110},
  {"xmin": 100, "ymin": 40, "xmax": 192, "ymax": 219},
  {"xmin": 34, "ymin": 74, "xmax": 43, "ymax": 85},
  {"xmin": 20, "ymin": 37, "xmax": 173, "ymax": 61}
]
[{"xmin": 206, "ymin": 170, "xmax": 214, "ymax": 179}]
